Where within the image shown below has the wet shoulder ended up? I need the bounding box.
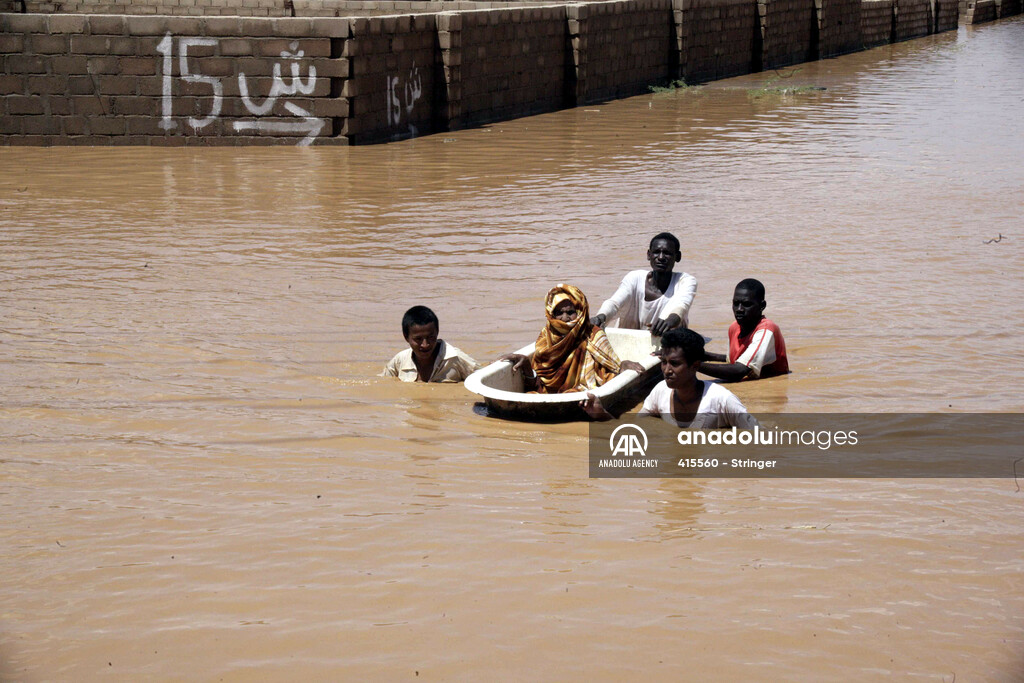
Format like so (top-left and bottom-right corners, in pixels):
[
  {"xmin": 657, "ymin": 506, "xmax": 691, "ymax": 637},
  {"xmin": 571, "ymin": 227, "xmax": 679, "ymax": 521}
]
[
  {"xmin": 702, "ymin": 380, "xmax": 741, "ymax": 404},
  {"xmin": 759, "ymin": 318, "xmax": 784, "ymax": 337}
]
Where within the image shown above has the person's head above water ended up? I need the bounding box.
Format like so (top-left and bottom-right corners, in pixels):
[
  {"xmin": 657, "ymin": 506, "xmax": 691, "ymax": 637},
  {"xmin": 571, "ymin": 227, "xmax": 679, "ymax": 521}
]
[
  {"xmin": 402, "ymin": 305, "xmax": 440, "ymax": 360},
  {"xmin": 659, "ymin": 327, "xmax": 707, "ymax": 365},
  {"xmin": 658, "ymin": 327, "xmax": 707, "ymax": 390},
  {"xmin": 732, "ymin": 278, "xmax": 767, "ymax": 332},
  {"xmin": 648, "ymin": 232, "xmax": 682, "ymax": 274},
  {"xmin": 402, "ymin": 305, "xmax": 439, "ymax": 338}
]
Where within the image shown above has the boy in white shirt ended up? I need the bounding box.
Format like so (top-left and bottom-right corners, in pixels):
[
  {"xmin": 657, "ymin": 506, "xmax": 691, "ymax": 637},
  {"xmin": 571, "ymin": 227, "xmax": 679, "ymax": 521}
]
[{"xmin": 380, "ymin": 306, "xmax": 479, "ymax": 383}]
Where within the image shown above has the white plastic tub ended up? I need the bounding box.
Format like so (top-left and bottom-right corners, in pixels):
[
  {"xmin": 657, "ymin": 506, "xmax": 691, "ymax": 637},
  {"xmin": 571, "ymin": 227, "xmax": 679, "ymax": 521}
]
[{"xmin": 464, "ymin": 328, "xmax": 663, "ymax": 422}]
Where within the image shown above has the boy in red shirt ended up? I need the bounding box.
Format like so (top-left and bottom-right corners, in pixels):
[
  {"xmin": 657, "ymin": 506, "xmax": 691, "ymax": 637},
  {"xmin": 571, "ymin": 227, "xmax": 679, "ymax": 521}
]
[{"xmin": 699, "ymin": 279, "xmax": 789, "ymax": 381}]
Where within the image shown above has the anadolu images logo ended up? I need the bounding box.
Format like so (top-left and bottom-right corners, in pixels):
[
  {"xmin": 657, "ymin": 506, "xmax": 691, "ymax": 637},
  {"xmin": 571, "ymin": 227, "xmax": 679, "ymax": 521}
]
[{"xmin": 609, "ymin": 423, "xmax": 648, "ymax": 458}]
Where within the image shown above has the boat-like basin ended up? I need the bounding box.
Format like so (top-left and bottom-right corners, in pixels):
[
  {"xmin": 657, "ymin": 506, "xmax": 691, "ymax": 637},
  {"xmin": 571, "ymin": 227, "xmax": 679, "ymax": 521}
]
[{"xmin": 464, "ymin": 328, "xmax": 663, "ymax": 422}]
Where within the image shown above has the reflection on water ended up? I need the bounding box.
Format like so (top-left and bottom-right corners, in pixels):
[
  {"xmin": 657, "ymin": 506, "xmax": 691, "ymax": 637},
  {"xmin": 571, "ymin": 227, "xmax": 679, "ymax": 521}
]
[{"xmin": 2, "ymin": 17, "xmax": 1024, "ymax": 681}]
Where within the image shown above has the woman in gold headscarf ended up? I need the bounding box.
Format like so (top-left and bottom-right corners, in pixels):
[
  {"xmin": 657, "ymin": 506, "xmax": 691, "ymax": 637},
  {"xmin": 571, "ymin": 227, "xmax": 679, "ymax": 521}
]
[{"xmin": 502, "ymin": 284, "xmax": 644, "ymax": 394}]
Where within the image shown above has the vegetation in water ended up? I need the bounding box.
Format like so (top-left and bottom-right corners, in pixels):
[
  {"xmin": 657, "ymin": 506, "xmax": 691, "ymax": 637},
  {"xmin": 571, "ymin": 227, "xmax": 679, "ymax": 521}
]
[
  {"xmin": 748, "ymin": 68, "xmax": 826, "ymax": 98},
  {"xmin": 650, "ymin": 79, "xmax": 702, "ymax": 94}
]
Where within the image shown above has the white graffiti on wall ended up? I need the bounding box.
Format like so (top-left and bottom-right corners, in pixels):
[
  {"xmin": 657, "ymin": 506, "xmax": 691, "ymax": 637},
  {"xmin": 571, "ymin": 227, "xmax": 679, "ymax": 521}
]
[
  {"xmin": 155, "ymin": 34, "xmax": 323, "ymax": 146},
  {"xmin": 386, "ymin": 64, "xmax": 423, "ymax": 137},
  {"xmin": 237, "ymin": 44, "xmax": 317, "ymax": 115}
]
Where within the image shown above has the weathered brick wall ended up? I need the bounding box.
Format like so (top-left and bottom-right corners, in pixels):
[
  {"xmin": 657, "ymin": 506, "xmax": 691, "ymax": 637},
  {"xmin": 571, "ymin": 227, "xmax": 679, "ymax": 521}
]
[
  {"xmin": 295, "ymin": 0, "xmax": 541, "ymax": 15},
  {"xmin": 760, "ymin": 0, "xmax": 818, "ymax": 69},
  {"xmin": 24, "ymin": 0, "xmax": 293, "ymax": 16},
  {"xmin": 860, "ymin": 0, "xmax": 892, "ymax": 47},
  {"xmin": 457, "ymin": 6, "xmax": 566, "ymax": 127},
  {"xmin": 16, "ymin": 0, "xmax": 540, "ymax": 17},
  {"xmin": 3, "ymin": 0, "xmax": 1006, "ymax": 148},
  {"xmin": 0, "ymin": 14, "xmax": 349, "ymax": 145},
  {"xmin": 817, "ymin": 0, "xmax": 861, "ymax": 57},
  {"xmin": 964, "ymin": 0, "xmax": 996, "ymax": 20},
  {"xmin": 436, "ymin": 10, "xmax": 460, "ymax": 125},
  {"xmin": 343, "ymin": 13, "xmax": 439, "ymax": 142},
  {"xmin": 894, "ymin": 0, "xmax": 930, "ymax": 40},
  {"xmin": 678, "ymin": 0, "xmax": 758, "ymax": 83},
  {"xmin": 934, "ymin": 0, "xmax": 958, "ymax": 30},
  {"xmin": 993, "ymin": 0, "xmax": 1021, "ymax": 16},
  {"xmin": 572, "ymin": 0, "xmax": 674, "ymax": 103}
]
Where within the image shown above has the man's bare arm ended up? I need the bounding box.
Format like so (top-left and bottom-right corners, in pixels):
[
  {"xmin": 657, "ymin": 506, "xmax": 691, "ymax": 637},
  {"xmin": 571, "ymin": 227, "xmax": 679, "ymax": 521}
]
[{"xmin": 698, "ymin": 361, "xmax": 753, "ymax": 382}]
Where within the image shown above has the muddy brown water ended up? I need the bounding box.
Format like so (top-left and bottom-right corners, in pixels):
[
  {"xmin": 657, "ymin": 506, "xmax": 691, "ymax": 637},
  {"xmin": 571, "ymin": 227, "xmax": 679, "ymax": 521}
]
[{"xmin": 3, "ymin": 19, "xmax": 1024, "ymax": 681}]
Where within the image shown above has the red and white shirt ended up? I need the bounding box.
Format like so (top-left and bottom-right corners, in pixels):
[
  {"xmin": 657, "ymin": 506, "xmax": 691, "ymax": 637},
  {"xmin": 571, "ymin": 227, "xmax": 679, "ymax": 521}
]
[{"xmin": 728, "ymin": 318, "xmax": 789, "ymax": 378}]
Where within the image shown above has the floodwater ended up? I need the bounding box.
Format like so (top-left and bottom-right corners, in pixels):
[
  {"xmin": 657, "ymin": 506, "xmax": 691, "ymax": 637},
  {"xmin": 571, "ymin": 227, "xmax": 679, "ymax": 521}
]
[{"xmin": 3, "ymin": 17, "xmax": 1024, "ymax": 681}]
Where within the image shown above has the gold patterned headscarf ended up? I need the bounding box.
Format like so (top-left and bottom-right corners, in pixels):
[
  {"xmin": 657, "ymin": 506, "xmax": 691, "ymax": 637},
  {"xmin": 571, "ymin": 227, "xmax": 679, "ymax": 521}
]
[{"xmin": 532, "ymin": 284, "xmax": 622, "ymax": 394}]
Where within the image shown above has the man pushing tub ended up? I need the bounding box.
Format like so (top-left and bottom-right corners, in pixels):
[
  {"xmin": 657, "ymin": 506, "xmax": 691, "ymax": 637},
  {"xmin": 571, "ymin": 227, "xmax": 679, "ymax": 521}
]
[{"xmin": 590, "ymin": 232, "xmax": 697, "ymax": 337}]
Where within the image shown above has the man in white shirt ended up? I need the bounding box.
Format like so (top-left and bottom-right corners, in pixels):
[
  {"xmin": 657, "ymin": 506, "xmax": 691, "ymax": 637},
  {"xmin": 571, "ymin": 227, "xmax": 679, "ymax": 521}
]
[
  {"xmin": 638, "ymin": 328, "xmax": 755, "ymax": 428},
  {"xmin": 582, "ymin": 328, "xmax": 755, "ymax": 428},
  {"xmin": 591, "ymin": 232, "xmax": 697, "ymax": 336}
]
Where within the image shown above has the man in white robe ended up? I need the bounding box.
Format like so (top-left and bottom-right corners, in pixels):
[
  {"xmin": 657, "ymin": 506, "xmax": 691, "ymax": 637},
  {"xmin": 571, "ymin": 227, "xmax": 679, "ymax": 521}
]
[{"xmin": 591, "ymin": 233, "xmax": 697, "ymax": 336}]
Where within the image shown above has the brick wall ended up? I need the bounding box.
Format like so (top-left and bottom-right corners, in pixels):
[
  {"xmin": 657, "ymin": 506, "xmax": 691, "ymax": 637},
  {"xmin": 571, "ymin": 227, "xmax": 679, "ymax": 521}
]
[
  {"xmin": 570, "ymin": 0, "xmax": 674, "ymax": 104},
  {"xmin": 993, "ymin": 0, "xmax": 1021, "ymax": 16},
  {"xmin": 16, "ymin": 0, "xmax": 541, "ymax": 17},
  {"xmin": 343, "ymin": 13, "xmax": 439, "ymax": 142},
  {"xmin": 894, "ymin": 0, "xmax": 930, "ymax": 40},
  {"xmin": 678, "ymin": 0, "xmax": 759, "ymax": 82},
  {"xmin": 760, "ymin": 0, "xmax": 818, "ymax": 69},
  {"xmin": 817, "ymin": 0, "xmax": 861, "ymax": 57},
  {"xmin": 964, "ymin": 0, "xmax": 996, "ymax": 20},
  {"xmin": 24, "ymin": 0, "xmax": 293, "ymax": 16},
  {"xmin": 934, "ymin": 0, "xmax": 958, "ymax": 30},
  {"xmin": 860, "ymin": 0, "xmax": 892, "ymax": 46},
  {"xmin": 2, "ymin": 0, "xmax": 1009, "ymax": 147},
  {"xmin": 295, "ymin": 0, "xmax": 543, "ymax": 16},
  {"xmin": 456, "ymin": 6, "xmax": 566, "ymax": 127},
  {"xmin": 0, "ymin": 14, "xmax": 350, "ymax": 145}
]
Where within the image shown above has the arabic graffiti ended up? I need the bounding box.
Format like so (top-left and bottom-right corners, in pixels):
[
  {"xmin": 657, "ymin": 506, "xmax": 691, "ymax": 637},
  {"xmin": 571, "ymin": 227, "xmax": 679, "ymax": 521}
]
[
  {"xmin": 238, "ymin": 44, "xmax": 317, "ymax": 115},
  {"xmin": 386, "ymin": 64, "xmax": 423, "ymax": 137},
  {"xmin": 155, "ymin": 33, "xmax": 323, "ymax": 146}
]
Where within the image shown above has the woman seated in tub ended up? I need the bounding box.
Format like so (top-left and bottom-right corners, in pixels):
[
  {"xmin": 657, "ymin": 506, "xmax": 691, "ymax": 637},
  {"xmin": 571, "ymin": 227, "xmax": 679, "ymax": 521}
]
[{"xmin": 501, "ymin": 283, "xmax": 645, "ymax": 394}]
